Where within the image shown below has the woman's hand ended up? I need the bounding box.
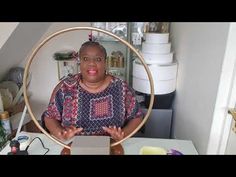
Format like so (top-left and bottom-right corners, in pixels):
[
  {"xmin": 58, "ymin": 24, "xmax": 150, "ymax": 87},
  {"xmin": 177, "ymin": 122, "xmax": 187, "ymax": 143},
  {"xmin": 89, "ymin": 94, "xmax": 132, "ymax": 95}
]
[
  {"xmin": 55, "ymin": 126, "xmax": 83, "ymax": 141},
  {"xmin": 102, "ymin": 126, "xmax": 125, "ymax": 141}
]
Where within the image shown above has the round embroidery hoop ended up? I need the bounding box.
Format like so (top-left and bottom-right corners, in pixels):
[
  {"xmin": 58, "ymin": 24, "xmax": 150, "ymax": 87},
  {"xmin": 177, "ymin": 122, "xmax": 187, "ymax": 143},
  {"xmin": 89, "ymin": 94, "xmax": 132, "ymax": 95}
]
[{"xmin": 23, "ymin": 26, "xmax": 154, "ymax": 149}]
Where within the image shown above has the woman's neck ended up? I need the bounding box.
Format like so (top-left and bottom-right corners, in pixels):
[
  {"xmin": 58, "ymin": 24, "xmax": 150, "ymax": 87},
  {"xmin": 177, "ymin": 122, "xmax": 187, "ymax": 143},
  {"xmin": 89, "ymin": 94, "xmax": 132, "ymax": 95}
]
[
  {"xmin": 80, "ymin": 75, "xmax": 111, "ymax": 93},
  {"xmin": 83, "ymin": 79, "xmax": 105, "ymax": 89}
]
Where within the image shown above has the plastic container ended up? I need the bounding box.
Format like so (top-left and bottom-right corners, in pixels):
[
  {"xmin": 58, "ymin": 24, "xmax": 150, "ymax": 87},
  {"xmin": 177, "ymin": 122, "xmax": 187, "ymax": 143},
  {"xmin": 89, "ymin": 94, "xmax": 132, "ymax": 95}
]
[
  {"xmin": 0, "ymin": 111, "xmax": 12, "ymax": 136},
  {"xmin": 140, "ymin": 146, "xmax": 167, "ymax": 155}
]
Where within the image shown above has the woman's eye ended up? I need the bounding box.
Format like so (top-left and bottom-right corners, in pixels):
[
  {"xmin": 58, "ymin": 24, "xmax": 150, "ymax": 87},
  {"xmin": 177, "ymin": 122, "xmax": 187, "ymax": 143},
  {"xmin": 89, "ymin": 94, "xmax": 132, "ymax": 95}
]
[
  {"xmin": 96, "ymin": 57, "xmax": 102, "ymax": 62},
  {"xmin": 83, "ymin": 57, "xmax": 88, "ymax": 61}
]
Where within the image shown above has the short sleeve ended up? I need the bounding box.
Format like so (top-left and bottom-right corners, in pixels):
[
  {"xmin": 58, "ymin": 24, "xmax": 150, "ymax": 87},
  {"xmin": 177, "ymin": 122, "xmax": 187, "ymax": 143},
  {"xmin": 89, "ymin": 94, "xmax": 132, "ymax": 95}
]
[
  {"xmin": 124, "ymin": 83, "xmax": 143, "ymax": 122},
  {"xmin": 41, "ymin": 82, "xmax": 64, "ymax": 124}
]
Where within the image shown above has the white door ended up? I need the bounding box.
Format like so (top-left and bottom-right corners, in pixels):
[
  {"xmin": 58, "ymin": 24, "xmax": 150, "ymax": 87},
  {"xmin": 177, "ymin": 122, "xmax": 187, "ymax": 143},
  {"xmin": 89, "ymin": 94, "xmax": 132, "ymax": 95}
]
[
  {"xmin": 207, "ymin": 23, "xmax": 236, "ymax": 154},
  {"xmin": 223, "ymin": 39, "xmax": 236, "ymax": 154},
  {"xmin": 221, "ymin": 65, "xmax": 236, "ymax": 154},
  {"xmin": 221, "ymin": 23, "xmax": 236, "ymax": 154}
]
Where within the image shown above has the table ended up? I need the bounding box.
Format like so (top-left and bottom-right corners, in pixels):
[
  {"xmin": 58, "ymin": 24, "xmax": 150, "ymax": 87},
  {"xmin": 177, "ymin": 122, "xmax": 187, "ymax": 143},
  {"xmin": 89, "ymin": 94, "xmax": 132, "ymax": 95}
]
[{"xmin": 0, "ymin": 131, "xmax": 198, "ymax": 155}]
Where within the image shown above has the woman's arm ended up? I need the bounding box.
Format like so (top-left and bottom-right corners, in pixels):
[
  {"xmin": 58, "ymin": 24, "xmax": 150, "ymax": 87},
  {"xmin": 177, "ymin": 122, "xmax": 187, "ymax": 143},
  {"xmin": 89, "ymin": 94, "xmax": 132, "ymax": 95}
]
[
  {"xmin": 44, "ymin": 118, "xmax": 64, "ymax": 138},
  {"xmin": 122, "ymin": 116, "xmax": 142, "ymax": 137}
]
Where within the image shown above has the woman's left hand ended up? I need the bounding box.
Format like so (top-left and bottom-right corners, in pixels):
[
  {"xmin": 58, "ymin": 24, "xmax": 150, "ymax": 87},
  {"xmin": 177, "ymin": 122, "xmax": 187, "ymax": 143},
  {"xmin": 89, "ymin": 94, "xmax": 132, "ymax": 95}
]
[{"xmin": 102, "ymin": 126, "xmax": 125, "ymax": 141}]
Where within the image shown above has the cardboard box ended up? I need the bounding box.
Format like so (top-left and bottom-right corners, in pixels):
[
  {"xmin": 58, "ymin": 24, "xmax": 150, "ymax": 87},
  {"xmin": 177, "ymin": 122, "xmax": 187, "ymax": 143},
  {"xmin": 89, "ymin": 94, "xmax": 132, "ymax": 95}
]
[{"xmin": 71, "ymin": 136, "xmax": 110, "ymax": 155}]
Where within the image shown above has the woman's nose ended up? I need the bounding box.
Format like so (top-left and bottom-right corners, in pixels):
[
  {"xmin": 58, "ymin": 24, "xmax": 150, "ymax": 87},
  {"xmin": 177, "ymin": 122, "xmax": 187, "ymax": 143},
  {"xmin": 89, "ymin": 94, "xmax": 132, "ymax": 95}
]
[{"xmin": 87, "ymin": 59, "xmax": 97, "ymax": 66}]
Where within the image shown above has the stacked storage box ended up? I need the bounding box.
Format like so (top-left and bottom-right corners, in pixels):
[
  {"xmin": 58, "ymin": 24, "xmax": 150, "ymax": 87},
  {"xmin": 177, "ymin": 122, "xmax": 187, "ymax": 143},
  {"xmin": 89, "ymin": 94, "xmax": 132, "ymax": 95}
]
[{"xmin": 132, "ymin": 33, "xmax": 177, "ymax": 108}]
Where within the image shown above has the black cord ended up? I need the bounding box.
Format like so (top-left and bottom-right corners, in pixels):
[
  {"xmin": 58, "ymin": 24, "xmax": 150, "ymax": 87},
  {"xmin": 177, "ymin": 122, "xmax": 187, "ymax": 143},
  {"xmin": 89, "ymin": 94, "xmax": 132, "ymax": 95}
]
[{"xmin": 25, "ymin": 137, "xmax": 50, "ymax": 155}]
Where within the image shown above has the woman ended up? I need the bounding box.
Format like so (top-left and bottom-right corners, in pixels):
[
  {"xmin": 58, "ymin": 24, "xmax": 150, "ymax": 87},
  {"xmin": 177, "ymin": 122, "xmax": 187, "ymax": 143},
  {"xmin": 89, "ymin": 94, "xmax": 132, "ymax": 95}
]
[{"xmin": 41, "ymin": 41, "xmax": 143, "ymax": 142}]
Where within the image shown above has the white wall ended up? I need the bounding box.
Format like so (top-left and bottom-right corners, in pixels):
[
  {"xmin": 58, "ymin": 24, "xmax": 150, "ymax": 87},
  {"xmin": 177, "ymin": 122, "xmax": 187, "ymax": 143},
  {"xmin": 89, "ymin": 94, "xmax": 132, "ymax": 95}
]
[
  {"xmin": 170, "ymin": 22, "xmax": 230, "ymax": 154},
  {"xmin": 0, "ymin": 22, "xmax": 19, "ymax": 49},
  {"xmin": 20, "ymin": 22, "xmax": 91, "ymax": 120}
]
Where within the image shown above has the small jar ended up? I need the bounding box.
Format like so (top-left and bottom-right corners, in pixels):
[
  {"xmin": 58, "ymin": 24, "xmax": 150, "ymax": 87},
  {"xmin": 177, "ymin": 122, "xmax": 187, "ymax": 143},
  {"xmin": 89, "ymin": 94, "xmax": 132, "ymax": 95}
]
[{"xmin": 0, "ymin": 111, "xmax": 12, "ymax": 137}]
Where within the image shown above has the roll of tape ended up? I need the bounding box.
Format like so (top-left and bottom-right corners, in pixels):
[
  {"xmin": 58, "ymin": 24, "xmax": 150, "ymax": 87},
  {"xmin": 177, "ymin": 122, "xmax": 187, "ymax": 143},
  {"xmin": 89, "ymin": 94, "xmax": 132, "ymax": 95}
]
[{"xmin": 16, "ymin": 134, "xmax": 31, "ymax": 150}]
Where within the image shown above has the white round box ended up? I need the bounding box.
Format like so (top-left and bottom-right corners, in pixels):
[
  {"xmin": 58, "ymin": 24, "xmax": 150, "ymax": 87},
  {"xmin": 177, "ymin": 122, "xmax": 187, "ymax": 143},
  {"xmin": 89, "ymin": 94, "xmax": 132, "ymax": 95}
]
[
  {"xmin": 132, "ymin": 76, "xmax": 176, "ymax": 95},
  {"xmin": 142, "ymin": 42, "xmax": 171, "ymax": 54},
  {"xmin": 141, "ymin": 52, "xmax": 173, "ymax": 64},
  {"xmin": 145, "ymin": 33, "xmax": 169, "ymax": 44},
  {"xmin": 132, "ymin": 61, "xmax": 177, "ymax": 81}
]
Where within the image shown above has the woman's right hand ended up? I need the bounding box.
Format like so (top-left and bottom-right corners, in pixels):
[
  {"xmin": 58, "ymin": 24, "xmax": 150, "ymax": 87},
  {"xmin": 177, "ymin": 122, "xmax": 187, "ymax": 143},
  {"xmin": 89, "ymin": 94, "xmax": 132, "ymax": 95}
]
[{"xmin": 55, "ymin": 126, "xmax": 83, "ymax": 141}]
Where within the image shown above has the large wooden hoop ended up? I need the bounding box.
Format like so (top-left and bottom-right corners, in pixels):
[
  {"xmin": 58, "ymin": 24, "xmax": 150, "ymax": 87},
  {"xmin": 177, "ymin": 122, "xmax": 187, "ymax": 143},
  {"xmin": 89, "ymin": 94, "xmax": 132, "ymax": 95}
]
[{"xmin": 23, "ymin": 26, "xmax": 154, "ymax": 149}]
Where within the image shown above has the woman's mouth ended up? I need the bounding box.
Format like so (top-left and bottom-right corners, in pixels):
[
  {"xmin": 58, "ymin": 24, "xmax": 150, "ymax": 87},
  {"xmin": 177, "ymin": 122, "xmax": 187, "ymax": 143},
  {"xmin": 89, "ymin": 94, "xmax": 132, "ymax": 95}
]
[{"xmin": 87, "ymin": 69, "xmax": 97, "ymax": 75}]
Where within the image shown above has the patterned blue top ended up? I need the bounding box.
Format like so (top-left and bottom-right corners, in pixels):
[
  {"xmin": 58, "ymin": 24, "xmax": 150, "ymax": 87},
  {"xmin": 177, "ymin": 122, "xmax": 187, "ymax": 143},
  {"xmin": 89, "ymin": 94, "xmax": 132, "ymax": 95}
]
[{"xmin": 42, "ymin": 74, "xmax": 143, "ymax": 136}]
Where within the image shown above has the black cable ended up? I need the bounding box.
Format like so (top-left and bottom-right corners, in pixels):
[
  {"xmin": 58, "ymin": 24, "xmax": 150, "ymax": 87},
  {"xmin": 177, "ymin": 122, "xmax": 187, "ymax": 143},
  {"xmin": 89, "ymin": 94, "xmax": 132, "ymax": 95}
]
[{"xmin": 25, "ymin": 137, "xmax": 50, "ymax": 155}]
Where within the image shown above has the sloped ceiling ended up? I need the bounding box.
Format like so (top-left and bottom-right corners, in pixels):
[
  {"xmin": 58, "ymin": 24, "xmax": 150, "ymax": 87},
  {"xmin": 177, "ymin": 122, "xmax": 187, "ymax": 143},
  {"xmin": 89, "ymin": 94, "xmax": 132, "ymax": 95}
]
[
  {"xmin": 0, "ymin": 22, "xmax": 51, "ymax": 81},
  {"xmin": 0, "ymin": 22, "xmax": 19, "ymax": 49}
]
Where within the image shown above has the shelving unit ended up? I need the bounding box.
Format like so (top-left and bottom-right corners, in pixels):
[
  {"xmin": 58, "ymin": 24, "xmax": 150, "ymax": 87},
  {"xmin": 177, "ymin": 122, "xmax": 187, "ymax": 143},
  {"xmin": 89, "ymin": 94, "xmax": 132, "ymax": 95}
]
[
  {"xmin": 56, "ymin": 59, "xmax": 79, "ymax": 81},
  {"xmin": 91, "ymin": 22, "xmax": 133, "ymax": 85}
]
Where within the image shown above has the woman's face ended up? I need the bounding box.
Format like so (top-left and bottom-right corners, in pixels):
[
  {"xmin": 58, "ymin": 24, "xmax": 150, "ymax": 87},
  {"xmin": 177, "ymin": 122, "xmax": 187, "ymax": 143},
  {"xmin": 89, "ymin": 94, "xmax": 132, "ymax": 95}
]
[{"xmin": 79, "ymin": 46, "xmax": 106, "ymax": 83}]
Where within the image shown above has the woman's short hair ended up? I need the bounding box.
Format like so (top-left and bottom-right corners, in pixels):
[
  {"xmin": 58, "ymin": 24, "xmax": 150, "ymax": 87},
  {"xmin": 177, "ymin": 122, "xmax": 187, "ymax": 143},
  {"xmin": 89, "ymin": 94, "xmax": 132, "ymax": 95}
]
[{"xmin": 79, "ymin": 41, "xmax": 107, "ymax": 59}]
